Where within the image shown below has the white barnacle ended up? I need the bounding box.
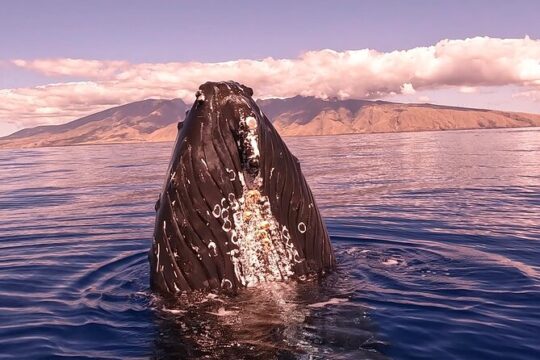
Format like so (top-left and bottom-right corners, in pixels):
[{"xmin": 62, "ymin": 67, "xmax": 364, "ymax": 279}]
[
  {"xmin": 250, "ymin": 137, "xmax": 259, "ymax": 156},
  {"xmin": 228, "ymin": 248, "xmax": 240, "ymax": 257},
  {"xmin": 201, "ymin": 158, "xmax": 209, "ymax": 170},
  {"xmin": 238, "ymin": 172, "xmax": 246, "ymax": 186},
  {"xmin": 233, "ymin": 212, "xmax": 242, "ymax": 225},
  {"xmin": 287, "ymin": 250, "xmax": 294, "ymax": 261},
  {"xmin": 245, "ymin": 116, "xmax": 257, "ymax": 129},
  {"xmin": 222, "ymin": 219, "xmax": 232, "ymax": 232},
  {"xmin": 230, "ymin": 229, "xmax": 239, "ymax": 245},
  {"xmin": 226, "ymin": 168, "xmax": 236, "ymax": 181},
  {"xmin": 298, "ymin": 222, "xmax": 307, "ymax": 234},
  {"xmin": 221, "ymin": 278, "xmax": 233, "ymax": 289},
  {"xmin": 221, "ymin": 208, "xmax": 229, "ymax": 219},
  {"xmin": 293, "ymin": 251, "xmax": 304, "ymax": 263},
  {"xmin": 282, "ymin": 226, "xmax": 291, "ymax": 240},
  {"xmin": 212, "ymin": 204, "xmax": 221, "ymax": 218},
  {"xmin": 208, "ymin": 241, "xmax": 218, "ymax": 256}
]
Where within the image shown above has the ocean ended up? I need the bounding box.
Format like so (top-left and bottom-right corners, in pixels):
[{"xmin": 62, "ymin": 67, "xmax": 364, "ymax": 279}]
[{"xmin": 0, "ymin": 128, "xmax": 539, "ymax": 359}]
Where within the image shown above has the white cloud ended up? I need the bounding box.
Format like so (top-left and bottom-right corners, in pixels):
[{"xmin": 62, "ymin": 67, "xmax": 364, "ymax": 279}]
[
  {"xmin": 401, "ymin": 83, "xmax": 416, "ymax": 95},
  {"xmin": 2, "ymin": 36, "xmax": 540, "ymax": 134},
  {"xmin": 11, "ymin": 58, "xmax": 129, "ymax": 78},
  {"xmin": 459, "ymin": 86, "xmax": 477, "ymax": 93}
]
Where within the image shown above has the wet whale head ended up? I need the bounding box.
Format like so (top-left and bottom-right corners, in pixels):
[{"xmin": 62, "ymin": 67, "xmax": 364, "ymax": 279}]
[{"xmin": 150, "ymin": 81, "xmax": 335, "ymax": 295}]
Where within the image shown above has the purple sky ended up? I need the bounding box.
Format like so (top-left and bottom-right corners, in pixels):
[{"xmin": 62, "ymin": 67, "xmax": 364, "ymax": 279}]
[
  {"xmin": 2, "ymin": 0, "xmax": 539, "ymax": 62},
  {"xmin": 1, "ymin": 0, "xmax": 540, "ymax": 136}
]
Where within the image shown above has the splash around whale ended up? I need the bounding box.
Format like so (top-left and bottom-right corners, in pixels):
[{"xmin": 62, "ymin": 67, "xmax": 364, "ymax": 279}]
[{"xmin": 150, "ymin": 81, "xmax": 335, "ymax": 296}]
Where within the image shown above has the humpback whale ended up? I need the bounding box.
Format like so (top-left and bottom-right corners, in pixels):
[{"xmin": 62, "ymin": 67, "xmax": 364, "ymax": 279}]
[{"xmin": 150, "ymin": 81, "xmax": 335, "ymax": 295}]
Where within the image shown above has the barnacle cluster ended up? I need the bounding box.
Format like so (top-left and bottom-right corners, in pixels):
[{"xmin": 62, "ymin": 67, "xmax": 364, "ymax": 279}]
[
  {"xmin": 230, "ymin": 188, "xmax": 297, "ymax": 286},
  {"xmin": 212, "ymin": 113, "xmax": 302, "ymax": 288}
]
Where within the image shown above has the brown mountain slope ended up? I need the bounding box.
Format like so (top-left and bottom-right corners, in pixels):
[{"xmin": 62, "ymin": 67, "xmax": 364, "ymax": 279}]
[
  {"xmin": 1, "ymin": 96, "xmax": 539, "ymax": 148},
  {"xmin": 0, "ymin": 98, "xmax": 187, "ymax": 148},
  {"xmin": 261, "ymin": 97, "xmax": 540, "ymax": 136}
]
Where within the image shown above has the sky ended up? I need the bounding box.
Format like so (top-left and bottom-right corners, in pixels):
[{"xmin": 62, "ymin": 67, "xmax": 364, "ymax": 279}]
[{"xmin": 1, "ymin": 0, "xmax": 540, "ymax": 136}]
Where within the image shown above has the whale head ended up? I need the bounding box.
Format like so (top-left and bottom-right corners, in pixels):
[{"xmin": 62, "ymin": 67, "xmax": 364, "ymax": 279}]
[{"xmin": 150, "ymin": 81, "xmax": 335, "ymax": 295}]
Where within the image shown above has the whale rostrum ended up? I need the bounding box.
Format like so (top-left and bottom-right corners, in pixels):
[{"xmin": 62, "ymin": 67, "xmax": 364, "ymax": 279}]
[{"xmin": 150, "ymin": 81, "xmax": 335, "ymax": 295}]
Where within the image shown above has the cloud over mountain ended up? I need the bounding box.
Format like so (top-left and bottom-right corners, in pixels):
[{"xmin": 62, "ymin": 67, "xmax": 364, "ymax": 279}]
[{"xmin": 2, "ymin": 36, "xmax": 540, "ymax": 134}]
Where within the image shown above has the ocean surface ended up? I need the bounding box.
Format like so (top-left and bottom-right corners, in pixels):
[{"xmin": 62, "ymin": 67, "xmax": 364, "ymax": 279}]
[{"xmin": 0, "ymin": 128, "xmax": 539, "ymax": 359}]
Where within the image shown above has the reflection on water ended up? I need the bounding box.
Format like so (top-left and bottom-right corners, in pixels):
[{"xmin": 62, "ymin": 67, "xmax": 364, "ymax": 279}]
[
  {"xmin": 0, "ymin": 128, "xmax": 539, "ymax": 359},
  {"xmin": 153, "ymin": 278, "xmax": 385, "ymax": 359}
]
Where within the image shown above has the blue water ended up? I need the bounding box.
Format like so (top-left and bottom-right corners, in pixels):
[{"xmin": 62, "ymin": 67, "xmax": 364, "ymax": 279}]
[{"xmin": 1, "ymin": 128, "xmax": 539, "ymax": 359}]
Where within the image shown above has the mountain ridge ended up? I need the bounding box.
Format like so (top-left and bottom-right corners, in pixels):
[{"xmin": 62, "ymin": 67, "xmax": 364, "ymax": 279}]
[{"xmin": 1, "ymin": 96, "xmax": 539, "ymax": 149}]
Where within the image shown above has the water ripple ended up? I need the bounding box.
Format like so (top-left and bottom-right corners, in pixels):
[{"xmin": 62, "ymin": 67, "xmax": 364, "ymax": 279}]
[{"xmin": 0, "ymin": 129, "xmax": 539, "ymax": 359}]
